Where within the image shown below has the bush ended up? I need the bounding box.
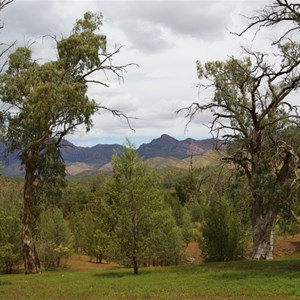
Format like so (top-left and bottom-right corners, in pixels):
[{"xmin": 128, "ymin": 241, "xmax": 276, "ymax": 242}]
[
  {"xmin": 0, "ymin": 181, "xmax": 23, "ymax": 273},
  {"xmin": 37, "ymin": 208, "xmax": 72, "ymax": 269},
  {"xmin": 146, "ymin": 209, "xmax": 184, "ymax": 266},
  {"xmin": 181, "ymin": 207, "xmax": 195, "ymax": 247},
  {"xmin": 200, "ymin": 197, "xmax": 248, "ymax": 261},
  {"xmin": 70, "ymin": 210, "xmax": 111, "ymax": 263}
]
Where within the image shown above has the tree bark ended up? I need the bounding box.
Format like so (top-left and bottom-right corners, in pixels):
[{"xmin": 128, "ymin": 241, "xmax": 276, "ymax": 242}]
[
  {"xmin": 22, "ymin": 164, "xmax": 41, "ymax": 274},
  {"xmin": 252, "ymin": 204, "xmax": 276, "ymax": 260}
]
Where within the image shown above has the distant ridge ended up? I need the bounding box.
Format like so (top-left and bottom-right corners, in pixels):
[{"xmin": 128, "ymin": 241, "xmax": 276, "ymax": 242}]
[
  {"xmin": 0, "ymin": 134, "xmax": 224, "ymax": 176},
  {"xmin": 137, "ymin": 134, "xmax": 221, "ymax": 159}
]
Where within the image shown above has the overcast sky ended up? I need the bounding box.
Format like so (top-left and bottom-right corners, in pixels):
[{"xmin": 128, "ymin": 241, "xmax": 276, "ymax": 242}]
[{"xmin": 1, "ymin": 0, "xmax": 272, "ymax": 146}]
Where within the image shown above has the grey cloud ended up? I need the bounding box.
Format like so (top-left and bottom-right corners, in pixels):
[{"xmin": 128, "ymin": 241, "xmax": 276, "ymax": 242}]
[
  {"xmin": 0, "ymin": 1, "xmax": 80, "ymax": 61},
  {"xmin": 101, "ymin": 0, "xmax": 238, "ymax": 54},
  {"xmin": 126, "ymin": 1, "xmax": 237, "ymax": 40},
  {"xmin": 121, "ymin": 20, "xmax": 175, "ymax": 53},
  {"xmin": 3, "ymin": 1, "xmax": 65, "ymax": 38},
  {"xmin": 2, "ymin": 1, "xmax": 237, "ymax": 56}
]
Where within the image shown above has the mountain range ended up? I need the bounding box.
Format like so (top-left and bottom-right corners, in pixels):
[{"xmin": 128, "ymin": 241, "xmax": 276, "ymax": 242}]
[{"xmin": 0, "ymin": 134, "xmax": 225, "ymax": 176}]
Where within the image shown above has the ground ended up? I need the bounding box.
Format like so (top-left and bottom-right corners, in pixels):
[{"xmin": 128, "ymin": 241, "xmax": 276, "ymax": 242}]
[
  {"xmin": 66, "ymin": 235, "xmax": 300, "ymax": 271},
  {"xmin": 274, "ymin": 234, "xmax": 300, "ymax": 259}
]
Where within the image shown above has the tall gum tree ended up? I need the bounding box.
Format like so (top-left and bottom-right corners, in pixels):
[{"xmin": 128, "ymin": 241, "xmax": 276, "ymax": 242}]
[
  {"xmin": 0, "ymin": 12, "xmax": 132, "ymax": 274},
  {"xmin": 180, "ymin": 44, "xmax": 300, "ymax": 259}
]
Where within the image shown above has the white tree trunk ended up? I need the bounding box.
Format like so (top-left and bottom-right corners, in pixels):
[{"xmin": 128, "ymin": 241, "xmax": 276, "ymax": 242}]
[
  {"xmin": 252, "ymin": 208, "xmax": 276, "ymax": 260},
  {"xmin": 22, "ymin": 164, "xmax": 41, "ymax": 274}
]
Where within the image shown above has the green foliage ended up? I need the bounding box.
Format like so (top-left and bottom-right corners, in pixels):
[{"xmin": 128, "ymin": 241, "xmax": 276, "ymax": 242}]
[
  {"xmin": 70, "ymin": 205, "xmax": 111, "ymax": 263},
  {"xmin": 180, "ymin": 207, "xmax": 195, "ymax": 247},
  {"xmin": 144, "ymin": 209, "xmax": 183, "ymax": 266},
  {"xmin": 0, "ymin": 12, "xmax": 118, "ymax": 272},
  {"xmin": 62, "ymin": 182, "xmax": 95, "ymax": 217},
  {"xmin": 163, "ymin": 192, "xmax": 185, "ymax": 226},
  {"xmin": 0, "ymin": 205, "xmax": 22, "ymax": 273},
  {"xmin": 200, "ymin": 197, "xmax": 248, "ymax": 262},
  {"xmin": 36, "ymin": 208, "xmax": 71, "ymax": 269},
  {"xmin": 58, "ymin": 11, "xmax": 106, "ymax": 74},
  {"xmin": 276, "ymin": 218, "xmax": 300, "ymax": 237},
  {"xmin": 192, "ymin": 48, "xmax": 300, "ymax": 259},
  {"xmin": 105, "ymin": 141, "xmax": 182, "ymax": 273},
  {"xmin": 0, "ymin": 11, "xmax": 131, "ymax": 273},
  {"xmin": 175, "ymin": 167, "xmax": 200, "ymax": 204},
  {"xmin": 0, "ymin": 177, "xmax": 23, "ymax": 273},
  {"xmin": 189, "ymin": 201, "xmax": 205, "ymax": 223}
]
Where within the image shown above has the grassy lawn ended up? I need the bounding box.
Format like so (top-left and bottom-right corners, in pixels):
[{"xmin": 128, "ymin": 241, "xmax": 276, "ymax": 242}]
[{"xmin": 1, "ymin": 260, "xmax": 300, "ymax": 299}]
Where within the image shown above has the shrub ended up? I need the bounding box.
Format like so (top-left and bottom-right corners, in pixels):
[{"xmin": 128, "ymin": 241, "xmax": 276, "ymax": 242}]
[
  {"xmin": 200, "ymin": 197, "xmax": 248, "ymax": 261},
  {"xmin": 0, "ymin": 198, "xmax": 22, "ymax": 273},
  {"xmin": 37, "ymin": 208, "xmax": 72, "ymax": 269}
]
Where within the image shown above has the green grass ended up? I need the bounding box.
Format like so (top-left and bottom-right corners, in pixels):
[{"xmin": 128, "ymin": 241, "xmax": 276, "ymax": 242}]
[{"xmin": 1, "ymin": 260, "xmax": 300, "ymax": 299}]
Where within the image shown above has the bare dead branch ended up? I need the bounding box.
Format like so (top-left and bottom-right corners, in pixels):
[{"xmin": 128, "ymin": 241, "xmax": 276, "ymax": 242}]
[
  {"xmin": 233, "ymin": 0, "xmax": 300, "ymax": 44},
  {"xmin": 96, "ymin": 105, "xmax": 138, "ymax": 133}
]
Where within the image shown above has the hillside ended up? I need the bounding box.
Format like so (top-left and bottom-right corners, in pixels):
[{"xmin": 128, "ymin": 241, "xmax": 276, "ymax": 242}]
[
  {"xmin": 146, "ymin": 149, "xmax": 225, "ymax": 170},
  {"xmin": 0, "ymin": 134, "xmax": 225, "ymax": 176}
]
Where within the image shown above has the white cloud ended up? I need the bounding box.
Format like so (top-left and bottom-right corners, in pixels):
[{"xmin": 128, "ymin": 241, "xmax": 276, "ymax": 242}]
[{"xmin": 0, "ymin": 0, "xmax": 276, "ymax": 146}]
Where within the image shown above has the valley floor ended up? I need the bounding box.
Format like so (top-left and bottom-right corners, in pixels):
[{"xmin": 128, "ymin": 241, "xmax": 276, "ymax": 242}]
[
  {"xmin": 67, "ymin": 235, "xmax": 300, "ymax": 272},
  {"xmin": 1, "ymin": 236, "xmax": 300, "ymax": 300}
]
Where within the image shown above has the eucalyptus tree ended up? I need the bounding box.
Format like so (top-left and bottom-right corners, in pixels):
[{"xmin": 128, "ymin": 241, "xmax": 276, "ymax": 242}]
[
  {"xmin": 0, "ymin": 0, "xmax": 15, "ymax": 138},
  {"xmin": 0, "ymin": 12, "xmax": 132, "ymax": 274},
  {"xmin": 181, "ymin": 44, "xmax": 300, "ymax": 259}
]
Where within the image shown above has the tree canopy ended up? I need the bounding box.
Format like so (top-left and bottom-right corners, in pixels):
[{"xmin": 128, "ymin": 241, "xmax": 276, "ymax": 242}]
[
  {"xmin": 181, "ymin": 37, "xmax": 300, "ymax": 259},
  {"xmin": 0, "ymin": 11, "xmax": 132, "ymax": 274},
  {"xmin": 104, "ymin": 141, "xmax": 182, "ymax": 274}
]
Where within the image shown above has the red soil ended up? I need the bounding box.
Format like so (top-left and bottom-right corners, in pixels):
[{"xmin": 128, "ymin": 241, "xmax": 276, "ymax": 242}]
[{"xmin": 62, "ymin": 235, "xmax": 300, "ymax": 271}]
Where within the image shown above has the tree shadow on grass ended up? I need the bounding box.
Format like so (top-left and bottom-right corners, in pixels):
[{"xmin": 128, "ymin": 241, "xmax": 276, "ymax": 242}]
[
  {"xmin": 93, "ymin": 269, "xmax": 152, "ymax": 278},
  {"xmin": 170, "ymin": 259, "xmax": 300, "ymax": 278},
  {"xmin": 0, "ymin": 281, "xmax": 13, "ymax": 286},
  {"xmin": 202, "ymin": 259, "xmax": 300, "ymax": 281}
]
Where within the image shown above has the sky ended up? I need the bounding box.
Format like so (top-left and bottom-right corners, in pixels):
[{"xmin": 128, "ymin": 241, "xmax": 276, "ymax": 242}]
[{"xmin": 0, "ymin": 0, "xmax": 273, "ymax": 147}]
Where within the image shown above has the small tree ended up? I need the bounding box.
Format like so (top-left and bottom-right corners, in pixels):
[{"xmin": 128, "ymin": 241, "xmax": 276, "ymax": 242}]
[
  {"xmin": 0, "ymin": 204, "xmax": 22, "ymax": 273},
  {"xmin": 0, "ymin": 177, "xmax": 23, "ymax": 273},
  {"xmin": 36, "ymin": 208, "xmax": 71, "ymax": 270},
  {"xmin": 105, "ymin": 141, "xmax": 182, "ymax": 274},
  {"xmin": 175, "ymin": 163, "xmax": 201, "ymax": 205},
  {"xmin": 71, "ymin": 210, "xmax": 111, "ymax": 263},
  {"xmin": 200, "ymin": 197, "xmax": 248, "ymax": 262},
  {"xmin": 62, "ymin": 182, "xmax": 95, "ymax": 218},
  {"xmin": 145, "ymin": 209, "xmax": 183, "ymax": 266},
  {"xmin": 181, "ymin": 207, "xmax": 195, "ymax": 247}
]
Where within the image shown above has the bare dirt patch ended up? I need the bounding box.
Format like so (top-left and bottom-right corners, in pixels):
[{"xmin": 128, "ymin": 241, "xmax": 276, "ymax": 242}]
[
  {"xmin": 274, "ymin": 234, "xmax": 300, "ymax": 259},
  {"xmin": 66, "ymin": 235, "xmax": 300, "ymax": 271},
  {"xmin": 67, "ymin": 254, "xmax": 120, "ymax": 271}
]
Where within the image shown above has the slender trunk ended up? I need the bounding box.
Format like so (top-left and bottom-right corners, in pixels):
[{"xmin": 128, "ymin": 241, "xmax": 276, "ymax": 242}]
[
  {"xmin": 6, "ymin": 263, "xmax": 13, "ymax": 274},
  {"xmin": 252, "ymin": 202, "xmax": 276, "ymax": 260},
  {"xmin": 132, "ymin": 210, "xmax": 138, "ymax": 275},
  {"xmin": 22, "ymin": 164, "xmax": 41, "ymax": 274}
]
